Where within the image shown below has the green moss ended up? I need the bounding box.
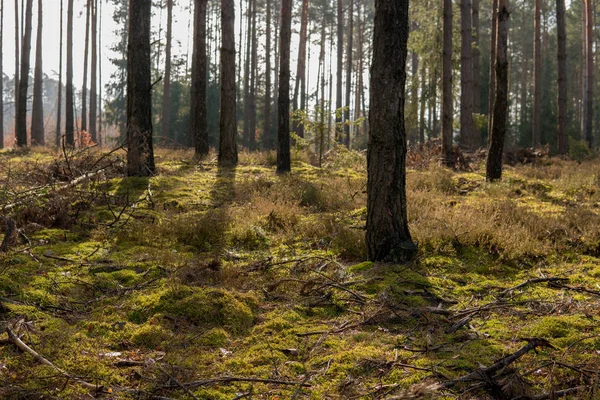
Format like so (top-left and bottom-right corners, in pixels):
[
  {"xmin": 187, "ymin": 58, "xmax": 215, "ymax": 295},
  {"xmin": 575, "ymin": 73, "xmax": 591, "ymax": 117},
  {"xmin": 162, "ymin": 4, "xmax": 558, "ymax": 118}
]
[
  {"xmin": 348, "ymin": 261, "xmax": 374, "ymax": 273},
  {"xmin": 198, "ymin": 328, "xmax": 230, "ymax": 347},
  {"xmin": 131, "ymin": 324, "xmax": 171, "ymax": 349}
]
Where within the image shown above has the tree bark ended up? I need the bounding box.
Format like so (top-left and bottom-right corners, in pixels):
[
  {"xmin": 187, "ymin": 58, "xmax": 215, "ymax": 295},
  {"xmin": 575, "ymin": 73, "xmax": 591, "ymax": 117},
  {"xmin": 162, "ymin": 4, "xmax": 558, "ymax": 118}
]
[
  {"xmin": 532, "ymin": 0, "xmax": 541, "ymax": 147},
  {"xmin": 219, "ymin": 0, "xmax": 238, "ymax": 166},
  {"xmin": 263, "ymin": 0, "xmax": 272, "ymax": 149},
  {"xmin": 90, "ymin": 0, "xmax": 97, "ymax": 144},
  {"xmin": 15, "ymin": 0, "xmax": 32, "ymax": 147},
  {"xmin": 0, "ymin": 0, "xmax": 4, "ymax": 149},
  {"xmin": 419, "ymin": 66, "xmax": 426, "ymax": 143},
  {"xmin": 242, "ymin": 0, "xmax": 251, "ymax": 148},
  {"xmin": 65, "ymin": 0, "xmax": 74, "ymax": 146},
  {"xmin": 192, "ymin": 0, "xmax": 208, "ymax": 156},
  {"xmin": 56, "ymin": 0, "xmax": 63, "ymax": 147},
  {"xmin": 277, "ymin": 0, "xmax": 291, "ymax": 173},
  {"xmin": 126, "ymin": 0, "xmax": 155, "ymax": 176},
  {"xmin": 292, "ymin": 0, "xmax": 309, "ymax": 140},
  {"xmin": 442, "ymin": 0, "xmax": 453, "ymax": 165},
  {"xmin": 161, "ymin": 0, "xmax": 173, "ymax": 143},
  {"xmin": 31, "ymin": 0, "xmax": 43, "ymax": 145},
  {"xmin": 82, "ymin": 0, "xmax": 91, "ymax": 135},
  {"xmin": 556, "ymin": 0, "xmax": 567, "ymax": 154},
  {"xmin": 335, "ymin": 0, "xmax": 343, "ymax": 143},
  {"xmin": 460, "ymin": 0, "xmax": 475, "ymax": 150},
  {"xmin": 248, "ymin": 0, "xmax": 257, "ymax": 149},
  {"xmin": 472, "ymin": 0, "xmax": 480, "ymax": 116},
  {"xmin": 343, "ymin": 0, "xmax": 353, "ymax": 147},
  {"xmin": 367, "ymin": 0, "xmax": 416, "ymax": 261},
  {"xmin": 13, "ymin": 0, "xmax": 18, "ymax": 114},
  {"xmin": 486, "ymin": 0, "xmax": 509, "ymax": 181},
  {"xmin": 519, "ymin": 0, "xmax": 527, "ymax": 133},
  {"xmin": 583, "ymin": 0, "xmax": 593, "ymax": 147},
  {"xmin": 487, "ymin": 0, "xmax": 498, "ymax": 140}
]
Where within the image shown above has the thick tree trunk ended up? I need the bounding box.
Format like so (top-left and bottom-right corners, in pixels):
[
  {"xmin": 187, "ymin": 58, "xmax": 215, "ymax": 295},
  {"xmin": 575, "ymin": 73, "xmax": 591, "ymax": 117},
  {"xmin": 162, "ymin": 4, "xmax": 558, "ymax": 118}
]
[
  {"xmin": 242, "ymin": 0, "xmax": 251, "ymax": 148},
  {"xmin": 486, "ymin": 0, "xmax": 509, "ymax": 181},
  {"xmin": 556, "ymin": 0, "xmax": 567, "ymax": 154},
  {"xmin": 192, "ymin": 0, "xmax": 208, "ymax": 156},
  {"xmin": 263, "ymin": 0, "xmax": 272, "ymax": 149},
  {"xmin": 65, "ymin": 0, "xmax": 74, "ymax": 146},
  {"xmin": 248, "ymin": 0, "xmax": 257, "ymax": 149},
  {"xmin": 335, "ymin": 0, "xmax": 343, "ymax": 143},
  {"xmin": 532, "ymin": 0, "xmax": 541, "ymax": 147},
  {"xmin": 219, "ymin": 0, "xmax": 238, "ymax": 166},
  {"xmin": 82, "ymin": 0, "xmax": 91, "ymax": 135},
  {"xmin": 442, "ymin": 0, "xmax": 453, "ymax": 165},
  {"xmin": 487, "ymin": 0, "xmax": 498, "ymax": 140},
  {"xmin": 460, "ymin": 0, "xmax": 475, "ymax": 150},
  {"xmin": 13, "ymin": 0, "xmax": 18, "ymax": 113},
  {"xmin": 472, "ymin": 0, "xmax": 480, "ymax": 116},
  {"xmin": 31, "ymin": 0, "xmax": 43, "ymax": 145},
  {"xmin": 277, "ymin": 0, "xmax": 291, "ymax": 173},
  {"xmin": 126, "ymin": 0, "xmax": 155, "ymax": 176},
  {"xmin": 90, "ymin": 0, "xmax": 97, "ymax": 144},
  {"xmin": 583, "ymin": 0, "xmax": 593, "ymax": 147},
  {"xmin": 367, "ymin": 0, "xmax": 415, "ymax": 262},
  {"xmin": 343, "ymin": 0, "xmax": 353, "ymax": 147},
  {"xmin": 161, "ymin": 0, "xmax": 173, "ymax": 143},
  {"xmin": 15, "ymin": 0, "xmax": 32, "ymax": 147}
]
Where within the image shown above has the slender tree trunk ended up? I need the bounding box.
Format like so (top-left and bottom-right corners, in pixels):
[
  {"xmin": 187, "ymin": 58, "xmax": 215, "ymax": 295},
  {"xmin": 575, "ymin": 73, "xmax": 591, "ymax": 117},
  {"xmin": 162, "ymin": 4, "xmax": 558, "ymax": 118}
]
[
  {"xmin": 519, "ymin": 0, "xmax": 527, "ymax": 132},
  {"xmin": 584, "ymin": 0, "xmax": 593, "ymax": 147},
  {"xmin": 367, "ymin": 0, "xmax": 415, "ymax": 262},
  {"xmin": 272, "ymin": 0, "xmax": 280, "ymax": 147},
  {"xmin": 472, "ymin": 0, "xmax": 480, "ymax": 116},
  {"xmin": 486, "ymin": 0, "xmax": 509, "ymax": 181},
  {"xmin": 82, "ymin": 0, "xmax": 91, "ymax": 135},
  {"xmin": 0, "ymin": 0, "xmax": 4, "ymax": 149},
  {"xmin": 161, "ymin": 0, "xmax": 173, "ymax": 142},
  {"xmin": 263, "ymin": 0, "xmax": 272, "ymax": 149},
  {"xmin": 292, "ymin": 0, "xmax": 309, "ymax": 139},
  {"xmin": 192, "ymin": 0, "xmax": 208, "ymax": 156},
  {"xmin": 327, "ymin": 25, "xmax": 333, "ymax": 149},
  {"xmin": 65, "ymin": 0, "xmax": 74, "ymax": 146},
  {"xmin": 98, "ymin": 0, "xmax": 102, "ymax": 146},
  {"xmin": 31, "ymin": 0, "xmax": 43, "ymax": 145},
  {"xmin": 432, "ymin": 69, "xmax": 438, "ymax": 138},
  {"xmin": 277, "ymin": 0, "xmax": 291, "ymax": 173},
  {"xmin": 556, "ymin": 0, "xmax": 567, "ymax": 154},
  {"xmin": 90, "ymin": 0, "xmax": 97, "ymax": 143},
  {"xmin": 319, "ymin": 20, "xmax": 326, "ymax": 164},
  {"xmin": 442, "ymin": 0, "xmax": 453, "ymax": 165},
  {"xmin": 126, "ymin": 0, "xmax": 154, "ymax": 176},
  {"xmin": 460, "ymin": 0, "xmax": 475, "ymax": 150},
  {"xmin": 419, "ymin": 66, "xmax": 426, "ymax": 143},
  {"xmin": 219, "ymin": 0, "xmax": 238, "ymax": 166},
  {"xmin": 335, "ymin": 0, "xmax": 343, "ymax": 143},
  {"xmin": 532, "ymin": 0, "xmax": 541, "ymax": 147},
  {"xmin": 410, "ymin": 49, "xmax": 418, "ymax": 144},
  {"xmin": 242, "ymin": 0, "xmax": 251, "ymax": 147},
  {"xmin": 15, "ymin": 0, "xmax": 32, "ymax": 147},
  {"xmin": 13, "ymin": 0, "xmax": 18, "ymax": 112},
  {"xmin": 343, "ymin": 0, "xmax": 353, "ymax": 147},
  {"xmin": 488, "ymin": 0, "xmax": 498, "ymax": 139},
  {"xmin": 56, "ymin": 0, "xmax": 63, "ymax": 147},
  {"xmin": 248, "ymin": 0, "xmax": 257, "ymax": 149}
]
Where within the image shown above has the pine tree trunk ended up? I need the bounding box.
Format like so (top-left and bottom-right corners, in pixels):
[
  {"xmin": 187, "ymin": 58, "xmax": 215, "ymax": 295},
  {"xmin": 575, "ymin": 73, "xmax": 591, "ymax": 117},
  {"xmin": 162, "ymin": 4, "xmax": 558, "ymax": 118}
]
[
  {"xmin": 192, "ymin": 0, "xmax": 208, "ymax": 156},
  {"xmin": 519, "ymin": 0, "xmax": 527, "ymax": 133},
  {"xmin": 56, "ymin": 0, "xmax": 63, "ymax": 147},
  {"xmin": 219, "ymin": 0, "xmax": 238, "ymax": 166},
  {"xmin": 277, "ymin": 0, "xmax": 291, "ymax": 173},
  {"xmin": 0, "ymin": 0, "xmax": 4, "ymax": 149},
  {"xmin": 248, "ymin": 0, "xmax": 257, "ymax": 149},
  {"xmin": 161, "ymin": 0, "xmax": 173, "ymax": 143},
  {"xmin": 65, "ymin": 0, "xmax": 74, "ymax": 146},
  {"xmin": 263, "ymin": 0, "xmax": 272, "ymax": 149},
  {"xmin": 532, "ymin": 0, "xmax": 541, "ymax": 147},
  {"xmin": 97, "ymin": 0, "xmax": 102, "ymax": 146},
  {"xmin": 556, "ymin": 0, "xmax": 567, "ymax": 154},
  {"xmin": 126, "ymin": 0, "xmax": 154, "ymax": 176},
  {"xmin": 442, "ymin": 0, "xmax": 453, "ymax": 165},
  {"xmin": 583, "ymin": 0, "xmax": 593, "ymax": 147},
  {"xmin": 82, "ymin": 0, "xmax": 91, "ymax": 135},
  {"xmin": 419, "ymin": 66, "xmax": 426, "ymax": 143},
  {"xmin": 15, "ymin": 0, "xmax": 32, "ymax": 147},
  {"xmin": 410, "ymin": 49, "xmax": 418, "ymax": 144},
  {"xmin": 318, "ymin": 20, "xmax": 326, "ymax": 164},
  {"xmin": 486, "ymin": 0, "xmax": 509, "ymax": 181},
  {"xmin": 343, "ymin": 0, "xmax": 353, "ymax": 147},
  {"xmin": 472, "ymin": 0, "xmax": 480, "ymax": 115},
  {"xmin": 488, "ymin": 0, "xmax": 498, "ymax": 140},
  {"xmin": 13, "ymin": 0, "xmax": 19, "ymax": 112},
  {"xmin": 293, "ymin": 0, "xmax": 309, "ymax": 139},
  {"xmin": 335, "ymin": 0, "xmax": 343, "ymax": 143},
  {"xmin": 90, "ymin": 0, "xmax": 97, "ymax": 144},
  {"xmin": 460, "ymin": 0, "xmax": 475, "ymax": 150},
  {"xmin": 367, "ymin": 0, "xmax": 415, "ymax": 262},
  {"xmin": 242, "ymin": 0, "xmax": 251, "ymax": 148},
  {"xmin": 31, "ymin": 0, "xmax": 43, "ymax": 145}
]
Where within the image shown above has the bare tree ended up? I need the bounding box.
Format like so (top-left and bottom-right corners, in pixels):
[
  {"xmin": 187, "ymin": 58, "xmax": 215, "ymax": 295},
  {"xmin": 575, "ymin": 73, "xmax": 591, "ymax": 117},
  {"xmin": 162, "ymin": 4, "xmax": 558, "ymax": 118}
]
[
  {"xmin": 277, "ymin": 0, "xmax": 291, "ymax": 173},
  {"xmin": 126, "ymin": 0, "xmax": 155, "ymax": 176},
  {"xmin": 367, "ymin": 0, "xmax": 415, "ymax": 261},
  {"xmin": 219, "ymin": 0, "xmax": 238, "ymax": 166},
  {"xmin": 31, "ymin": 0, "xmax": 43, "ymax": 145},
  {"xmin": 15, "ymin": 0, "xmax": 32, "ymax": 147}
]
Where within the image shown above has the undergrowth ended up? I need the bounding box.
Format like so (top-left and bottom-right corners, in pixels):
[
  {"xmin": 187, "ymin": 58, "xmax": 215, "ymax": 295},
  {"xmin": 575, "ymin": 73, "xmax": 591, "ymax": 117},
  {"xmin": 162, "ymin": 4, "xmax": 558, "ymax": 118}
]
[{"xmin": 0, "ymin": 146, "xmax": 599, "ymax": 399}]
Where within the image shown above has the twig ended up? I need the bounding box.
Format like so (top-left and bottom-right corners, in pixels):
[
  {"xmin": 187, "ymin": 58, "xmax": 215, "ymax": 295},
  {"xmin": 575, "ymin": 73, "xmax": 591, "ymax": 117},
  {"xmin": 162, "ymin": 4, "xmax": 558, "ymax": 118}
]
[
  {"xmin": 154, "ymin": 361, "xmax": 199, "ymax": 400},
  {"xmin": 512, "ymin": 385, "xmax": 591, "ymax": 400},
  {"xmin": 497, "ymin": 277, "xmax": 569, "ymax": 297},
  {"xmin": 164, "ymin": 376, "xmax": 312, "ymax": 389}
]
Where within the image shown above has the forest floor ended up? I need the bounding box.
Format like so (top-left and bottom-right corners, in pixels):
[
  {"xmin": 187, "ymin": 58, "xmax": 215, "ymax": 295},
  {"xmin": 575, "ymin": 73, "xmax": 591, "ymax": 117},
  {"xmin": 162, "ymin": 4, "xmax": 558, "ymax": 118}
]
[{"xmin": 1, "ymin": 145, "xmax": 600, "ymax": 399}]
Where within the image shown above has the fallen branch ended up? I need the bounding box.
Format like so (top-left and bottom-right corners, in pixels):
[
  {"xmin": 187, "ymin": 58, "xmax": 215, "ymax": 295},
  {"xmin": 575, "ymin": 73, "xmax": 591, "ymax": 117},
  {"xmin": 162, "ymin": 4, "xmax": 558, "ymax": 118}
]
[
  {"xmin": 164, "ymin": 376, "xmax": 312, "ymax": 389},
  {"xmin": 513, "ymin": 385, "xmax": 591, "ymax": 400},
  {"xmin": 497, "ymin": 277, "xmax": 569, "ymax": 297},
  {"xmin": 548, "ymin": 281, "xmax": 600, "ymax": 297},
  {"xmin": 6, "ymin": 326, "xmax": 103, "ymax": 392},
  {"xmin": 443, "ymin": 338, "xmax": 555, "ymax": 389}
]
